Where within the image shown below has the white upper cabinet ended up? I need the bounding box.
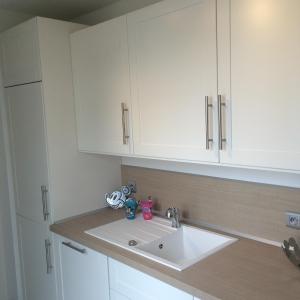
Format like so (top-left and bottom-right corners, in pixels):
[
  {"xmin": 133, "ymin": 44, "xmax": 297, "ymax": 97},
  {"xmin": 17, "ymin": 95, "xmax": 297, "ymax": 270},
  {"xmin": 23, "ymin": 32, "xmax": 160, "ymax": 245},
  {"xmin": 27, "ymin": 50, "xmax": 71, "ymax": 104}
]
[
  {"xmin": 218, "ymin": 0, "xmax": 300, "ymax": 171},
  {"xmin": 70, "ymin": 0, "xmax": 300, "ymax": 172},
  {"xmin": 127, "ymin": 0, "xmax": 219, "ymax": 162},
  {"xmin": 71, "ymin": 16, "xmax": 132, "ymax": 155},
  {"xmin": 1, "ymin": 18, "xmax": 42, "ymax": 87}
]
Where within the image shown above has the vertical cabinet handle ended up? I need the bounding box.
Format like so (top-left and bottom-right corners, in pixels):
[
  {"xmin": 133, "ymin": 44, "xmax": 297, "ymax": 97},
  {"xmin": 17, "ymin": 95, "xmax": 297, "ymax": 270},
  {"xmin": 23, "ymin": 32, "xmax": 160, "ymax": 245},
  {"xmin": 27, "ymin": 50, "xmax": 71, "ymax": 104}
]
[
  {"xmin": 62, "ymin": 241, "xmax": 86, "ymax": 254},
  {"xmin": 41, "ymin": 185, "xmax": 49, "ymax": 221},
  {"xmin": 205, "ymin": 96, "xmax": 213, "ymax": 150},
  {"xmin": 45, "ymin": 239, "xmax": 53, "ymax": 274},
  {"xmin": 121, "ymin": 103, "xmax": 130, "ymax": 145},
  {"xmin": 218, "ymin": 95, "xmax": 227, "ymax": 150}
]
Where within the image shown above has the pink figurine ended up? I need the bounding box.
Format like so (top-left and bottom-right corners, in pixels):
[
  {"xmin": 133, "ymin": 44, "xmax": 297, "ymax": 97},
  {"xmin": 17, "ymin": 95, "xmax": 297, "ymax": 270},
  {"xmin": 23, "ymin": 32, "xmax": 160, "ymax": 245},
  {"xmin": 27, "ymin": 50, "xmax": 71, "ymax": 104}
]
[{"xmin": 140, "ymin": 196, "xmax": 153, "ymax": 220}]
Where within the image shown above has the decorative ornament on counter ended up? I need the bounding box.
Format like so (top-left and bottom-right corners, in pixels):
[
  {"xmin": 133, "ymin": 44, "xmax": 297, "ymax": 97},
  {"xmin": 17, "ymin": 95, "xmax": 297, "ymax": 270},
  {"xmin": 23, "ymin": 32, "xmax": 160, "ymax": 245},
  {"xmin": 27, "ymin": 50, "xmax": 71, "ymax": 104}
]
[
  {"xmin": 121, "ymin": 185, "xmax": 132, "ymax": 197},
  {"xmin": 124, "ymin": 198, "xmax": 139, "ymax": 220},
  {"xmin": 105, "ymin": 190, "xmax": 126, "ymax": 209},
  {"xmin": 105, "ymin": 183, "xmax": 136, "ymax": 210},
  {"xmin": 140, "ymin": 196, "xmax": 153, "ymax": 220}
]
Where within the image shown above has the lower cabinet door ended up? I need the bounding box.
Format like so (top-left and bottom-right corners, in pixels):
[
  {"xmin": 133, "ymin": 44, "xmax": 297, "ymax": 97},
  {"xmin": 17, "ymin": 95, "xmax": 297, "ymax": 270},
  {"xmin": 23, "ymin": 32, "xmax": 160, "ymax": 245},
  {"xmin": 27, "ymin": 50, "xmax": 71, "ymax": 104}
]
[
  {"xmin": 55, "ymin": 235, "xmax": 109, "ymax": 300},
  {"xmin": 17, "ymin": 215, "xmax": 56, "ymax": 300},
  {"xmin": 109, "ymin": 258, "xmax": 193, "ymax": 300},
  {"xmin": 110, "ymin": 290, "xmax": 130, "ymax": 300}
]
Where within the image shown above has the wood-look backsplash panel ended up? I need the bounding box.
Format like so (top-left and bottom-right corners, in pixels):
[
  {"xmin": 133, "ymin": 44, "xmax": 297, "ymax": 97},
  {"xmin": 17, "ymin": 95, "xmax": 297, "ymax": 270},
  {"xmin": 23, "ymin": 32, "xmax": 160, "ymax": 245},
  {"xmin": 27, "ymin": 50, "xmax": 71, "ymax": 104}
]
[{"xmin": 121, "ymin": 165, "xmax": 300, "ymax": 242}]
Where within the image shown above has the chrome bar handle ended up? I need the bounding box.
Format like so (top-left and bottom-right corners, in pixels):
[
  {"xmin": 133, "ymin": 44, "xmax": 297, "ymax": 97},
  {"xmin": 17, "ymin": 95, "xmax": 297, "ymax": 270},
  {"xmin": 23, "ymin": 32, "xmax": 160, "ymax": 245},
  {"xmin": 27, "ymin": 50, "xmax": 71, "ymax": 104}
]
[
  {"xmin": 121, "ymin": 103, "xmax": 129, "ymax": 145},
  {"xmin": 62, "ymin": 241, "xmax": 86, "ymax": 254},
  {"xmin": 218, "ymin": 95, "xmax": 227, "ymax": 150},
  {"xmin": 45, "ymin": 239, "xmax": 53, "ymax": 274},
  {"xmin": 205, "ymin": 96, "xmax": 213, "ymax": 150},
  {"xmin": 41, "ymin": 185, "xmax": 49, "ymax": 221}
]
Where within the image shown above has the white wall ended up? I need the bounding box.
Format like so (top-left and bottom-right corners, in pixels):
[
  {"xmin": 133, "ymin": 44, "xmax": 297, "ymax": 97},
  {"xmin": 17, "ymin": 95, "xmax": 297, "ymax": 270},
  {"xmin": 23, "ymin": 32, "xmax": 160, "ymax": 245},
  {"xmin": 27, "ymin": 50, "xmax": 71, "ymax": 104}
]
[
  {"xmin": 73, "ymin": 0, "xmax": 162, "ymax": 24},
  {"xmin": 0, "ymin": 9, "xmax": 33, "ymax": 300}
]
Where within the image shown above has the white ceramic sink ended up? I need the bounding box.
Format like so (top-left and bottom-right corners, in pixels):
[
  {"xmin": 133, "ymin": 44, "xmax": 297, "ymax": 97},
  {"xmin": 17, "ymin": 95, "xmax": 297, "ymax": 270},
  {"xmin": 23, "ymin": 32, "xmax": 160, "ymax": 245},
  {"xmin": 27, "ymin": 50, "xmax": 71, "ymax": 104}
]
[{"xmin": 86, "ymin": 215, "xmax": 237, "ymax": 271}]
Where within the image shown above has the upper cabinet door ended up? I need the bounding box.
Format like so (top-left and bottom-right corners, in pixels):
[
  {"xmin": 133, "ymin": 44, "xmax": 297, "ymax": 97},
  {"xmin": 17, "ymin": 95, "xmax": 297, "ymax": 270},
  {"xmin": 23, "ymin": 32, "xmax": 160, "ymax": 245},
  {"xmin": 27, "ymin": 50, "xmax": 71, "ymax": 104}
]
[
  {"xmin": 71, "ymin": 16, "xmax": 132, "ymax": 155},
  {"xmin": 127, "ymin": 0, "xmax": 219, "ymax": 162},
  {"xmin": 8, "ymin": 83, "xmax": 49, "ymax": 224},
  {"xmin": 0, "ymin": 18, "xmax": 42, "ymax": 87},
  {"xmin": 218, "ymin": 0, "xmax": 300, "ymax": 171}
]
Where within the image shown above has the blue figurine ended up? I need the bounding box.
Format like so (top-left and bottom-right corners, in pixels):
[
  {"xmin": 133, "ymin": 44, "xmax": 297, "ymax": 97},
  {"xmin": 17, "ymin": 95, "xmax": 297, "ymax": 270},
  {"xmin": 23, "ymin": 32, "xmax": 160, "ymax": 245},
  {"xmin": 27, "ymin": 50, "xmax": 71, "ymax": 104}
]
[{"xmin": 124, "ymin": 198, "xmax": 139, "ymax": 220}]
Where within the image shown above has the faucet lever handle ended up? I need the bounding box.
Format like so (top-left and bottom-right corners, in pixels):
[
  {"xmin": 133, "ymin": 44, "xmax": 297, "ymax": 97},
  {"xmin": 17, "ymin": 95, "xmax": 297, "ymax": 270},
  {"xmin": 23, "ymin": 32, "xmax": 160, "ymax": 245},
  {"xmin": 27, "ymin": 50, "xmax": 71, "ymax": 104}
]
[{"xmin": 166, "ymin": 207, "xmax": 177, "ymax": 217}]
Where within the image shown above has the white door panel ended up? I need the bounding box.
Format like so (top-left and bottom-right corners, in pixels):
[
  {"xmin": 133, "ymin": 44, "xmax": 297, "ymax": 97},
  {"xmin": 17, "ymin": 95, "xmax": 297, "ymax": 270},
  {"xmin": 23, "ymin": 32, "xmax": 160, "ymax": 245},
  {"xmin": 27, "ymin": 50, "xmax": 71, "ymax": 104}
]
[
  {"xmin": 17, "ymin": 216, "xmax": 56, "ymax": 300},
  {"xmin": 218, "ymin": 0, "xmax": 300, "ymax": 171},
  {"xmin": 128, "ymin": 0, "xmax": 219, "ymax": 162},
  {"xmin": 71, "ymin": 16, "xmax": 132, "ymax": 155},
  {"xmin": 8, "ymin": 83, "xmax": 49, "ymax": 223},
  {"xmin": 110, "ymin": 290, "xmax": 130, "ymax": 300},
  {"xmin": 55, "ymin": 236, "xmax": 109, "ymax": 300},
  {"xmin": 109, "ymin": 258, "xmax": 193, "ymax": 300},
  {"xmin": 0, "ymin": 18, "xmax": 41, "ymax": 86}
]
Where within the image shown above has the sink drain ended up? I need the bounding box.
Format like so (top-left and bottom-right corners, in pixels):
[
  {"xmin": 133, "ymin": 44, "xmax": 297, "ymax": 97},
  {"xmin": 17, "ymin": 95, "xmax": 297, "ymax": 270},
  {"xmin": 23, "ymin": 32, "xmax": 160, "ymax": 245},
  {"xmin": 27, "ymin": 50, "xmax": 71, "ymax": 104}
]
[
  {"xmin": 128, "ymin": 240, "xmax": 137, "ymax": 246},
  {"xmin": 159, "ymin": 243, "xmax": 164, "ymax": 249}
]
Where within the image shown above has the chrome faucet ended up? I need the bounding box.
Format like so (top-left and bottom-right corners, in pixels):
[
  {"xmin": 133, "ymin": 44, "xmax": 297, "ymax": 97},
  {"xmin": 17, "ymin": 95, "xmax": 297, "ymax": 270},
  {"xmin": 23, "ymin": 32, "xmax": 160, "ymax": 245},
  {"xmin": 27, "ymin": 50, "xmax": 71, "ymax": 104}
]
[{"xmin": 166, "ymin": 207, "xmax": 181, "ymax": 228}]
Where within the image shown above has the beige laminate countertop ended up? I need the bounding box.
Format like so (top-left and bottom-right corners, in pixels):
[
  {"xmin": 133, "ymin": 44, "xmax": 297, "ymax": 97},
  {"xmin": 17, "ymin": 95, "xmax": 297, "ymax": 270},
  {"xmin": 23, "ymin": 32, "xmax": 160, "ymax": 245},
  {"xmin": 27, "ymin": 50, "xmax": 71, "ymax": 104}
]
[{"xmin": 50, "ymin": 208, "xmax": 300, "ymax": 300}]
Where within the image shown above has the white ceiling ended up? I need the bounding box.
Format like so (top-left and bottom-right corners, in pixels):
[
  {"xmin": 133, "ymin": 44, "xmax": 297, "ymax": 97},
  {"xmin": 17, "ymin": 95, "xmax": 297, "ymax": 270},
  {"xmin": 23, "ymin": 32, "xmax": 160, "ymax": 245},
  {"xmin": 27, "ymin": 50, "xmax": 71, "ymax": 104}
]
[{"xmin": 0, "ymin": 0, "xmax": 120, "ymax": 20}]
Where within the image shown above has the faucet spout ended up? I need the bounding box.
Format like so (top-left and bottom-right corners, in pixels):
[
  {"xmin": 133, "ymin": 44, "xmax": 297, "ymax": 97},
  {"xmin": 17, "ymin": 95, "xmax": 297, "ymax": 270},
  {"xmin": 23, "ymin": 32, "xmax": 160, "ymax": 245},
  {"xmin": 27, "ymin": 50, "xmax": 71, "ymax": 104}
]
[{"xmin": 166, "ymin": 207, "xmax": 181, "ymax": 228}]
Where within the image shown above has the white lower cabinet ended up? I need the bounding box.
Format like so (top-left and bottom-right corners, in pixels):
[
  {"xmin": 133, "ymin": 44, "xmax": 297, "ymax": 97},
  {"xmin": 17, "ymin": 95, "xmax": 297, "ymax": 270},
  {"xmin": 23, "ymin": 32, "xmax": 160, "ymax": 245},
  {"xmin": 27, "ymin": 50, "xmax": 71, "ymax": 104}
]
[
  {"xmin": 54, "ymin": 235, "xmax": 109, "ymax": 300},
  {"xmin": 55, "ymin": 235, "xmax": 200, "ymax": 300},
  {"xmin": 110, "ymin": 290, "xmax": 130, "ymax": 300},
  {"xmin": 108, "ymin": 258, "xmax": 193, "ymax": 300}
]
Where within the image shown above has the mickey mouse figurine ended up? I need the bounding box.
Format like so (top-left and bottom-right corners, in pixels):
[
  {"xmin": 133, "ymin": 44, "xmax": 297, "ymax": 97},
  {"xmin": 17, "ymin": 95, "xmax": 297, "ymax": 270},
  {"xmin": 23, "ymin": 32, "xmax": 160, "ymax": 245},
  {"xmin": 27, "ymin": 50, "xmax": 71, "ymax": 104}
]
[{"xmin": 105, "ymin": 184, "xmax": 138, "ymax": 220}]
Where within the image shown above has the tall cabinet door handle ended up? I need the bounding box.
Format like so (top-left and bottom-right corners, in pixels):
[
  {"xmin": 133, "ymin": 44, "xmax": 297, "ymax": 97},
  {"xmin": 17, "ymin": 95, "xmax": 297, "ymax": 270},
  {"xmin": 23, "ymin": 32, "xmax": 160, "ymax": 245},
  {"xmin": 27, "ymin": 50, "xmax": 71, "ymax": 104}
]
[
  {"xmin": 218, "ymin": 95, "xmax": 227, "ymax": 150},
  {"xmin": 41, "ymin": 185, "xmax": 49, "ymax": 221},
  {"xmin": 121, "ymin": 103, "xmax": 130, "ymax": 145},
  {"xmin": 205, "ymin": 96, "xmax": 213, "ymax": 150},
  {"xmin": 45, "ymin": 239, "xmax": 53, "ymax": 274}
]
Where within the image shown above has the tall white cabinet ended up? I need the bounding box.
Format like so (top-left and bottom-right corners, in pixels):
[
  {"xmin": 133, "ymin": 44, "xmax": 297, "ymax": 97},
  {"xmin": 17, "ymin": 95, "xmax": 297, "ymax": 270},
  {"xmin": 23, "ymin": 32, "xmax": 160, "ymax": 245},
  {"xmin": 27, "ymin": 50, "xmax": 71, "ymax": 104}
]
[
  {"xmin": 1, "ymin": 17, "xmax": 121, "ymax": 300},
  {"xmin": 218, "ymin": 0, "xmax": 300, "ymax": 171}
]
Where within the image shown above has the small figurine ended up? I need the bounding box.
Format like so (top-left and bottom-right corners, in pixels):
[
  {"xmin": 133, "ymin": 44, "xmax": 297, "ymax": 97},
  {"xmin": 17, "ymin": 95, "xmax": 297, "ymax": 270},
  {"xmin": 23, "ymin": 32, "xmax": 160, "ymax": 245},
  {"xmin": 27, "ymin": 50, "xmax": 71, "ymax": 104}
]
[
  {"xmin": 121, "ymin": 185, "xmax": 132, "ymax": 197},
  {"xmin": 105, "ymin": 191, "xmax": 126, "ymax": 209},
  {"xmin": 105, "ymin": 183, "xmax": 137, "ymax": 215},
  {"xmin": 124, "ymin": 198, "xmax": 139, "ymax": 220}
]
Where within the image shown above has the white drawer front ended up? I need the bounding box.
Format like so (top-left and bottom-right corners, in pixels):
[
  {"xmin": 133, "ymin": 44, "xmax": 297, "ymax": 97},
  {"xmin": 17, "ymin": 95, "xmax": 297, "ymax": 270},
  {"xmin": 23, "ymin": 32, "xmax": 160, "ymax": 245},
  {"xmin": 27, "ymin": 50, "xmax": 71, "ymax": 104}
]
[{"xmin": 109, "ymin": 258, "xmax": 193, "ymax": 300}]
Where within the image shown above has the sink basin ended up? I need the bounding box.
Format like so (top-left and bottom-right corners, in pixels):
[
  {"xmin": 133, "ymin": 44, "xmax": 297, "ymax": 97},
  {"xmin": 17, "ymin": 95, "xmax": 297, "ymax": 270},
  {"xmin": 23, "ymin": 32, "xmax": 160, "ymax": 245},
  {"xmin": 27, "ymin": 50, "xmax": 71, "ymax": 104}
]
[
  {"xmin": 86, "ymin": 215, "xmax": 237, "ymax": 271},
  {"xmin": 137, "ymin": 224, "xmax": 237, "ymax": 270}
]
